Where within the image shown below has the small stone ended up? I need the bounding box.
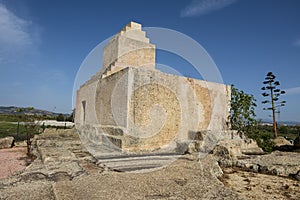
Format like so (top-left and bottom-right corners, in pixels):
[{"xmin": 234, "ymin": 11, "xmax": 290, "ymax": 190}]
[
  {"xmin": 245, "ymin": 186, "xmax": 252, "ymax": 191},
  {"xmin": 295, "ymin": 170, "xmax": 300, "ymax": 181},
  {"xmin": 174, "ymin": 179, "xmax": 187, "ymax": 186},
  {"xmin": 243, "ymin": 178, "xmax": 251, "ymax": 183},
  {"xmin": 252, "ymin": 164, "xmax": 259, "ymax": 172}
]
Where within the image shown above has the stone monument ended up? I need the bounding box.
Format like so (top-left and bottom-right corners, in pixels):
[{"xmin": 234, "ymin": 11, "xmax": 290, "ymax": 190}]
[{"xmin": 75, "ymin": 22, "xmax": 231, "ymax": 153}]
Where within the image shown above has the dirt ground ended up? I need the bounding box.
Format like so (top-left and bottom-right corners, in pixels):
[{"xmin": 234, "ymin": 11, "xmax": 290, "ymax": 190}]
[
  {"xmin": 0, "ymin": 147, "xmax": 28, "ymax": 179},
  {"xmin": 221, "ymin": 167, "xmax": 300, "ymax": 200}
]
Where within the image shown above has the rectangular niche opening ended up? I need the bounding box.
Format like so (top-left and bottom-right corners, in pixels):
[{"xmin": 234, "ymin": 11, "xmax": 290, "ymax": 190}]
[{"xmin": 81, "ymin": 100, "xmax": 86, "ymax": 124}]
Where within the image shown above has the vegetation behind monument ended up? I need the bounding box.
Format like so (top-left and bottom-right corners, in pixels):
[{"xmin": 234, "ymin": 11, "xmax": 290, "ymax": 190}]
[{"xmin": 230, "ymin": 85, "xmax": 275, "ymax": 152}]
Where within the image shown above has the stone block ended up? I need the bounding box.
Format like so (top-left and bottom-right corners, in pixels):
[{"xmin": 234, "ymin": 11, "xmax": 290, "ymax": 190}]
[
  {"xmin": 105, "ymin": 136, "xmax": 122, "ymax": 149},
  {"xmin": 0, "ymin": 136, "xmax": 14, "ymax": 149},
  {"xmin": 102, "ymin": 127, "xmax": 124, "ymax": 137}
]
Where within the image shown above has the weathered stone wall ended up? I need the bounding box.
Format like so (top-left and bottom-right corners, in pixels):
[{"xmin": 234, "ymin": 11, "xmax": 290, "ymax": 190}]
[
  {"xmin": 75, "ymin": 21, "xmax": 231, "ymax": 153},
  {"xmin": 75, "ymin": 68, "xmax": 130, "ymax": 149},
  {"xmin": 76, "ymin": 66, "xmax": 230, "ymax": 152},
  {"xmin": 123, "ymin": 67, "xmax": 230, "ymax": 151},
  {"xmin": 75, "ymin": 81, "xmax": 98, "ymax": 126},
  {"xmin": 117, "ymin": 38, "xmax": 155, "ymax": 69},
  {"xmin": 102, "ymin": 36, "xmax": 119, "ymax": 69},
  {"xmin": 95, "ymin": 68, "xmax": 129, "ymax": 127}
]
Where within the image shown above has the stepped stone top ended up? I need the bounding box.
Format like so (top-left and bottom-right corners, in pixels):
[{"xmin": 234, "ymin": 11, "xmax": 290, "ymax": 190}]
[
  {"xmin": 81, "ymin": 21, "xmax": 156, "ymax": 88},
  {"xmin": 102, "ymin": 21, "xmax": 155, "ymax": 71},
  {"xmin": 121, "ymin": 21, "xmax": 142, "ymax": 30},
  {"xmin": 118, "ymin": 21, "xmax": 149, "ymax": 43}
]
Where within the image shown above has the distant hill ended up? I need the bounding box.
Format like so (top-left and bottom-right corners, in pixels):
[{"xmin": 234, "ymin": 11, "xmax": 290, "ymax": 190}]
[
  {"xmin": 0, "ymin": 106, "xmax": 68, "ymax": 117},
  {"xmin": 260, "ymin": 119, "xmax": 300, "ymax": 126}
]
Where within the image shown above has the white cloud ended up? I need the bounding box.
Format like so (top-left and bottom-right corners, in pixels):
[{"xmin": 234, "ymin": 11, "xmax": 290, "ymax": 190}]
[
  {"xmin": 284, "ymin": 86, "xmax": 300, "ymax": 95},
  {"xmin": 0, "ymin": 3, "xmax": 36, "ymax": 56},
  {"xmin": 181, "ymin": 0, "xmax": 237, "ymax": 17}
]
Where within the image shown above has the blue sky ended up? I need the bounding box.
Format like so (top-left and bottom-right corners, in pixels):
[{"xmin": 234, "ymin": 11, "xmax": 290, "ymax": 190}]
[{"xmin": 0, "ymin": 0, "xmax": 300, "ymax": 122}]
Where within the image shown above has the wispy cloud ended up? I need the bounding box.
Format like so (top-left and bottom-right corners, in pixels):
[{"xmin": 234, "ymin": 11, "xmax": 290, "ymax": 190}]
[
  {"xmin": 0, "ymin": 3, "xmax": 39, "ymax": 61},
  {"xmin": 181, "ymin": 0, "xmax": 237, "ymax": 17},
  {"xmin": 284, "ymin": 86, "xmax": 300, "ymax": 95},
  {"xmin": 293, "ymin": 39, "xmax": 300, "ymax": 47},
  {"xmin": 0, "ymin": 3, "xmax": 31, "ymax": 46}
]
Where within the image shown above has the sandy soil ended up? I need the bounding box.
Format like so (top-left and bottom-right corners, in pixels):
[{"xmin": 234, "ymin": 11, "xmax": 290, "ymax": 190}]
[
  {"xmin": 0, "ymin": 147, "xmax": 28, "ymax": 179},
  {"xmin": 221, "ymin": 167, "xmax": 300, "ymax": 200}
]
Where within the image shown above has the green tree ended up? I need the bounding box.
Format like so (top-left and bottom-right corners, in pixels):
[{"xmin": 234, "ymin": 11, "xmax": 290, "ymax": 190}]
[
  {"xmin": 230, "ymin": 85, "xmax": 274, "ymax": 152},
  {"xmin": 261, "ymin": 72, "xmax": 286, "ymax": 138},
  {"xmin": 254, "ymin": 130, "xmax": 274, "ymax": 152},
  {"xmin": 230, "ymin": 85, "xmax": 257, "ymax": 136},
  {"xmin": 66, "ymin": 109, "xmax": 75, "ymax": 122},
  {"xmin": 56, "ymin": 114, "xmax": 65, "ymax": 121},
  {"xmin": 16, "ymin": 107, "xmax": 42, "ymax": 155},
  {"xmin": 278, "ymin": 125, "xmax": 289, "ymax": 135}
]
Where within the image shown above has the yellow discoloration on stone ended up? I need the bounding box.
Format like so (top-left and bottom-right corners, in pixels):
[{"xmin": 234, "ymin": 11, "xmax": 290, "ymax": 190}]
[
  {"xmin": 127, "ymin": 84, "xmax": 181, "ymax": 151},
  {"xmin": 185, "ymin": 78, "xmax": 213, "ymax": 130},
  {"xmin": 117, "ymin": 47, "xmax": 155, "ymax": 68}
]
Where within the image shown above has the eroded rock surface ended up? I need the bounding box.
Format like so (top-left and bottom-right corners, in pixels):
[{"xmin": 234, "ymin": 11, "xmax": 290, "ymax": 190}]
[
  {"xmin": 0, "ymin": 129, "xmax": 241, "ymax": 200},
  {"xmin": 0, "ymin": 129, "xmax": 104, "ymax": 200},
  {"xmin": 218, "ymin": 151, "xmax": 300, "ymax": 178},
  {"xmin": 1, "ymin": 128, "xmax": 299, "ymax": 200},
  {"xmin": 221, "ymin": 168, "xmax": 300, "ymax": 200}
]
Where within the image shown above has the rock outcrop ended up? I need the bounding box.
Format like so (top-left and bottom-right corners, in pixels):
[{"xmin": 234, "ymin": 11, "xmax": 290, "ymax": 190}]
[
  {"xmin": 218, "ymin": 151, "xmax": 300, "ymax": 178},
  {"xmin": 0, "ymin": 137, "xmax": 14, "ymax": 149},
  {"xmin": 0, "ymin": 128, "xmax": 243, "ymax": 200},
  {"xmin": 273, "ymin": 136, "xmax": 293, "ymax": 147},
  {"xmin": 294, "ymin": 136, "xmax": 300, "ymax": 149}
]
